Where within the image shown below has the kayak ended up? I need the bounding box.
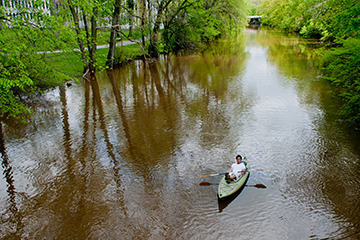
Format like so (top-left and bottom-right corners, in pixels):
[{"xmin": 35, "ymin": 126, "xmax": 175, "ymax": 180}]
[{"xmin": 218, "ymin": 157, "xmax": 250, "ymax": 199}]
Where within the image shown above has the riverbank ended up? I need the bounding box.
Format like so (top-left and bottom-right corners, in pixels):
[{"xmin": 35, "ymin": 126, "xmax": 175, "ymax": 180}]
[
  {"xmin": 46, "ymin": 40, "xmax": 144, "ymax": 77},
  {"xmin": 257, "ymin": 0, "xmax": 360, "ymax": 128}
]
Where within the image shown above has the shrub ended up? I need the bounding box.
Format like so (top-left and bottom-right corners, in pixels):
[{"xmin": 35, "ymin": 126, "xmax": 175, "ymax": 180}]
[{"xmin": 322, "ymin": 38, "xmax": 360, "ymax": 126}]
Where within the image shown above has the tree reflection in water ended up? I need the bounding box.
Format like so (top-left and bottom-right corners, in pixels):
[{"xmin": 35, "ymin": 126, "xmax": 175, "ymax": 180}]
[{"xmin": 0, "ymin": 122, "xmax": 24, "ymax": 239}]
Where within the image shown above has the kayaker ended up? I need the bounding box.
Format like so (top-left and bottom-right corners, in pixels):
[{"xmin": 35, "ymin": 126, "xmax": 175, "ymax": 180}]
[{"xmin": 225, "ymin": 155, "xmax": 246, "ymax": 183}]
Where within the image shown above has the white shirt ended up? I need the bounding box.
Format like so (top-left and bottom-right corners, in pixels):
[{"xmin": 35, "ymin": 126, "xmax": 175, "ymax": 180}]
[{"xmin": 231, "ymin": 162, "xmax": 245, "ymax": 174}]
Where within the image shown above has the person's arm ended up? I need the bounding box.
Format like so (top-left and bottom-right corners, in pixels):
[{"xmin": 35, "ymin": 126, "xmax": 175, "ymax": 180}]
[
  {"xmin": 238, "ymin": 165, "xmax": 246, "ymax": 177},
  {"xmin": 226, "ymin": 167, "xmax": 233, "ymax": 173}
]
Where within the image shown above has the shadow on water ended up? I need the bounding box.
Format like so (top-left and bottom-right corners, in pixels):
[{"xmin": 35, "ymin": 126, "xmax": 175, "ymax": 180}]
[{"xmin": 218, "ymin": 176, "xmax": 249, "ymax": 213}]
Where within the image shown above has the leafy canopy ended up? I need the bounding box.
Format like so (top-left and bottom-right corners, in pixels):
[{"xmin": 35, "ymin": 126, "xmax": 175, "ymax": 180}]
[
  {"xmin": 0, "ymin": 1, "xmax": 75, "ymax": 121},
  {"xmin": 322, "ymin": 38, "xmax": 360, "ymax": 125}
]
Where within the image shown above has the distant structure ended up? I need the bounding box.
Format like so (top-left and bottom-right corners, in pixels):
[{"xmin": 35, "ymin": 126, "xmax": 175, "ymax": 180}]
[
  {"xmin": 0, "ymin": 0, "xmax": 52, "ymax": 20},
  {"xmin": 0, "ymin": 0, "xmax": 119, "ymax": 29},
  {"xmin": 248, "ymin": 16, "xmax": 262, "ymax": 26}
]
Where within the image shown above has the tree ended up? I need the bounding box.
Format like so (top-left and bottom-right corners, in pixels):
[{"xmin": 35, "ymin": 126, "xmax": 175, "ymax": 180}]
[
  {"xmin": 161, "ymin": 0, "xmax": 246, "ymax": 53},
  {"xmin": 258, "ymin": 0, "xmax": 360, "ymax": 127},
  {"xmin": 126, "ymin": 0, "xmax": 135, "ymax": 37},
  {"xmin": 106, "ymin": 0, "xmax": 122, "ymax": 68},
  {"xmin": 66, "ymin": 0, "xmax": 114, "ymax": 74},
  {"xmin": 259, "ymin": 0, "xmax": 360, "ymax": 40},
  {"xmin": 0, "ymin": 0, "xmax": 73, "ymax": 121},
  {"xmin": 322, "ymin": 38, "xmax": 360, "ymax": 126},
  {"xmin": 148, "ymin": 0, "xmax": 174, "ymax": 57},
  {"xmin": 67, "ymin": 0, "xmax": 89, "ymax": 71}
]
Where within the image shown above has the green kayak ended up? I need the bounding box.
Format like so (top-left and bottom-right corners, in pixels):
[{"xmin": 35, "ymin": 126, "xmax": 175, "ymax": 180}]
[{"xmin": 218, "ymin": 157, "xmax": 250, "ymax": 199}]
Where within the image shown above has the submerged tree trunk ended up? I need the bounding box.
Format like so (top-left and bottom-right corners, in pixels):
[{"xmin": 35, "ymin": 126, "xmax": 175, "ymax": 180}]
[{"xmin": 106, "ymin": 0, "xmax": 122, "ymax": 68}]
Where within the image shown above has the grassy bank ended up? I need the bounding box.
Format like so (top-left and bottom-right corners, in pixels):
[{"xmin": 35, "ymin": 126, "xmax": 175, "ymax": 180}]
[{"xmin": 46, "ymin": 43, "xmax": 144, "ymax": 76}]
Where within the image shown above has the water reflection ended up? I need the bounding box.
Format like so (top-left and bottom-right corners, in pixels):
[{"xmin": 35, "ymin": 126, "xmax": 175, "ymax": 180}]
[
  {"xmin": 247, "ymin": 28, "xmax": 360, "ymax": 239},
  {"xmin": 0, "ymin": 122, "xmax": 24, "ymax": 239},
  {"xmin": 107, "ymin": 69, "xmax": 137, "ymax": 160}
]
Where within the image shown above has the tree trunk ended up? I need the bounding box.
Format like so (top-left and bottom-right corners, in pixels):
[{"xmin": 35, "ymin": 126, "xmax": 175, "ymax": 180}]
[
  {"xmin": 148, "ymin": 18, "xmax": 161, "ymax": 58},
  {"xmin": 148, "ymin": 0, "xmax": 173, "ymax": 58},
  {"xmin": 89, "ymin": 6, "xmax": 98, "ymax": 74},
  {"xmin": 127, "ymin": 0, "xmax": 134, "ymax": 37},
  {"xmin": 148, "ymin": 8, "xmax": 164, "ymax": 58},
  {"xmin": 67, "ymin": 0, "xmax": 88, "ymax": 72},
  {"xmin": 0, "ymin": 1, "xmax": 4, "ymax": 30},
  {"xmin": 106, "ymin": 0, "xmax": 121, "ymax": 68},
  {"xmin": 140, "ymin": 0, "xmax": 147, "ymax": 46}
]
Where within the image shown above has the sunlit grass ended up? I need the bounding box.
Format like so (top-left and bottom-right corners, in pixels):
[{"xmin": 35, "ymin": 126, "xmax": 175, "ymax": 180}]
[{"xmin": 45, "ymin": 43, "xmax": 144, "ymax": 76}]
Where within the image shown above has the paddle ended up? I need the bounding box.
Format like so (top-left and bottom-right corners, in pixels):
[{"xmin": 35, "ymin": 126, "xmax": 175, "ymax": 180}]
[
  {"xmin": 246, "ymin": 184, "xmax": 267, "ymax": 188},
  {"xmin": 199, "ymin": 181, "xmax": 214, "ymax": 186},
  {"xmin": 199, "ymin": 181, "xmax": 267, "ymax": 188},
  {"xmin": 200, "ymin": 173, "xmax": 226, "ymax": 178},
  {"xmin": 200, "ymin": 168, "xmax": 265, "ymax": 178}
]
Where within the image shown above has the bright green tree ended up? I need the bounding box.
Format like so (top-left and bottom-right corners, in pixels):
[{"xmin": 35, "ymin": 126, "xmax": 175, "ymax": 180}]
[
  {"xmin": 259, "ymin": 0, "xmax": 360, "ymax": 40},
  {"xmin": 161, "ymin": 0, "xmax": 247, "ymax": 53},
  {"xmin": 322, "ymin": 38, "xmax": 360, "ymax": 126},
  {"xmin": 258, "ymin": 0, "xmax": 360, "ymax": 127},
  {"xmin": 0, "ymin": 0, "xmax": 74, "ymax": 121}
]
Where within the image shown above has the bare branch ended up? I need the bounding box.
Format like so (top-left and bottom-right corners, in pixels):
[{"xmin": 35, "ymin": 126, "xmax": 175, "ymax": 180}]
[{"xmin": 117, "ymin": 30, "xmax": 148, "ymax": 61}]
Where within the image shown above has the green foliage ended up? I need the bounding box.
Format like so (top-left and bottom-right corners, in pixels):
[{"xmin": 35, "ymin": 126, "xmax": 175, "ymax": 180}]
[
  {"xmin": 0, "ymin": 3, "xmax": 75, "ymax": 122},
  {"xmin": 323, "ymin": 0, "xmax": 360, "ymax": 40},
  {"xmin": 113, "ymin": 44, "xmax": 144, "ymax": 65},
  {"xmin": 322, "ymin": 38, "xmax": 360, "ymax": 125},
  {"xmin": 162, "ymin": 15, "xmax": 202, "ymax": 53},
  {"xmin": 259, "ymin": 0, "xmax": 360, "ymax": 127},
  {"xmin": 299, "ymin": 20, "xmax": 324, "ymax": 39},
  {"xmin": 259, "ymin": 0, "xmax": 360, "ymax": 41},
  {"xmin": 0, "ymin": 49, "xmax": 34, "ymax": 121},
  {"xmin": 162, "ymin": 0, "xmax": 247, "ymax": 53},
  {"xmin": 259, "ymin": 0, "xmax": 320, "ymax": 34},
  {"xmin": 247, "ymin": 0, "xmax": 259, "ymax": 16},
  {"xmin": 0, "ymin": 0, "xmax": 252, "ymax": 122}
]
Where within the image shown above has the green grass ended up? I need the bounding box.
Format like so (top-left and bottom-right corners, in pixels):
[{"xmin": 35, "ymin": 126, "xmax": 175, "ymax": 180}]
[
  {"xmin": 45, "ymin": 51, "xmax": 85, "ymax": 76},
  {"xmin": 46, "ymin": 43, "xmax": 144, "ymax": 76},
  {"xmin": 97, "ymin": 30, "xmax": 111, "ymax": 45},
  {"xmin": 114, "ymin": 43, "xmax": 145, "ymax": 65}
]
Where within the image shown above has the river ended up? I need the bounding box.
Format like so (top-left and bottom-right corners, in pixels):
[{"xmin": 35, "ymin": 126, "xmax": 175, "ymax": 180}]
[{"xmin": 1, "ymin": 28, "xmax": 360, "ymax": 239}]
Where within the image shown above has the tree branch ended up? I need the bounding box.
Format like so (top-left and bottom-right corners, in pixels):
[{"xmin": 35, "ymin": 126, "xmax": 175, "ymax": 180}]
[{"xmin": 117, "ymin": 30, "xmax": 148, "ymax": 61}]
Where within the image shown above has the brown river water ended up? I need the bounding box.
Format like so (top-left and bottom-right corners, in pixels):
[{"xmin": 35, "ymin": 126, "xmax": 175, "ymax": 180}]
[{"xmin": 1, "ymin": 29, "xmax": 360, "ymax": 239}]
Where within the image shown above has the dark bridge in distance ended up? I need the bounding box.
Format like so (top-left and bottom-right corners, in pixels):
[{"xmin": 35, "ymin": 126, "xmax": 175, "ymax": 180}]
[{"xmin": 248, "ymin": 16, "xmax": 262, "ymax": 25}]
